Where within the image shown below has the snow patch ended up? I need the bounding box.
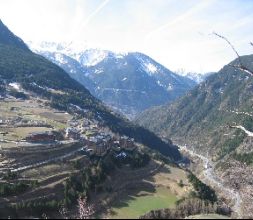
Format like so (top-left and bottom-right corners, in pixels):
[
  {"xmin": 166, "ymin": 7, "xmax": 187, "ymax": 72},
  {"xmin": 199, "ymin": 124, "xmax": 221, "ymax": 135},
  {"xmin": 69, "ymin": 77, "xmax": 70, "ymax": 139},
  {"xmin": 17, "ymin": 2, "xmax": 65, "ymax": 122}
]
[
  {"xmin": 94, "ymin": 69, "xmax": 103, "ymax": 74},
  {"xmin": 157, "ymin": 80, "xmax": 163, "ymax": 87},
  {"xmin": 114, "ymin": 54, "xmax": 124, "ymax": 59},
  {"xmin": 219, "ymin": 88, "xmax": 224, "ymax": 94},
  {"xmin": 135, "ymin": 55, "xmax": 158, "ymax": 75},
  {"xmin": 144, "ymin": 63, "xmax": 157, "ymax": 74},
  {"xmin": 9, "ymin": 83, "xmax": 21, "ymax": 91},
  {"xmin": 79, "ymin": 49, "xmax": 109, "ymax": 67},
  {"xmin": 167, "ymin": 84, "xmax": 173, "ymax": 91}
]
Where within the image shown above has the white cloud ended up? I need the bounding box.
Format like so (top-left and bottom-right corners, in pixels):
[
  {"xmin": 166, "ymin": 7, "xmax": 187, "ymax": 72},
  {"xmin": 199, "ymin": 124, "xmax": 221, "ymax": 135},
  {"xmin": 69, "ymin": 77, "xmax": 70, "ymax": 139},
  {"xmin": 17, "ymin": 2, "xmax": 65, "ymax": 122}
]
[{"xmin": 144, "ymin": 0, "xmax": 217, "ymax": 43}]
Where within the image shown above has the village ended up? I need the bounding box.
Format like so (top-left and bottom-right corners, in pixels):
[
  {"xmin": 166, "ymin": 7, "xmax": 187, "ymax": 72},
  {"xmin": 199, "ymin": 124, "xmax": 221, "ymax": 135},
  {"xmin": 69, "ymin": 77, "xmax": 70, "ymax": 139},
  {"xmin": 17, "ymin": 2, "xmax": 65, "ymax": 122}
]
[{"xmin": 0, "ymin": 92, "xmax": 138, "ymax": 174}]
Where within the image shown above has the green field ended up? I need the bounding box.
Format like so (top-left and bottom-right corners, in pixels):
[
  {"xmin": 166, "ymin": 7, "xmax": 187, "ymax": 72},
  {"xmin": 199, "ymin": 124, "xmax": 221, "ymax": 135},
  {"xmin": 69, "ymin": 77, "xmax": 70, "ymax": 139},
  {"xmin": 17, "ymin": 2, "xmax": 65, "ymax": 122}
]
[{"xmin": 107, "ymin": 186, "xmax": 178, "ymax": 219}]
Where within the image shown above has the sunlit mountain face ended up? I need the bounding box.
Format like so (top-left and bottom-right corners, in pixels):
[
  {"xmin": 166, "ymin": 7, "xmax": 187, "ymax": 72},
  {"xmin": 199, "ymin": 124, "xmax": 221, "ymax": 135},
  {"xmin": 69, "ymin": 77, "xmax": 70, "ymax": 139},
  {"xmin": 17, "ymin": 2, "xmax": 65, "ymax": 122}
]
[{"xmin": 29, "ymin": 41, "xmax": 196, "ymax": 118}]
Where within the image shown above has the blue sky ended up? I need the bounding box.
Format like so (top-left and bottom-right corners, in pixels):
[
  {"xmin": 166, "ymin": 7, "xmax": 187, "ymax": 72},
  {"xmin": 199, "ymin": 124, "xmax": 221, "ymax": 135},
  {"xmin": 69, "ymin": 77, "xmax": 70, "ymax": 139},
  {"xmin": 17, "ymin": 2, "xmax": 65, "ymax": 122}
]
[{"xmin": 0, "ymin": 0, "xmax": 252, "ymax": 73}]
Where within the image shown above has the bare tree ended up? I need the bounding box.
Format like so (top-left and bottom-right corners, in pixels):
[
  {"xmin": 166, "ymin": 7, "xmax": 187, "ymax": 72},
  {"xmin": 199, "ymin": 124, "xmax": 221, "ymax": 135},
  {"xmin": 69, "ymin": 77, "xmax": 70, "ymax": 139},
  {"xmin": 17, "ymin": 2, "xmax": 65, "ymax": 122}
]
[
  {"xmin": 78, "ymin": 197, "xmax": 95, "ymax": 219},
  {"xmin": 41, "ymin": 213, "xmax": 48, "ymax": 219},
  {"xmin": 213, "ymin": 32, "xmax": 253, "ymax": 76},
  {"xmin": 59, "ymin": 205, "xmax": 69, "ymax": 219}
]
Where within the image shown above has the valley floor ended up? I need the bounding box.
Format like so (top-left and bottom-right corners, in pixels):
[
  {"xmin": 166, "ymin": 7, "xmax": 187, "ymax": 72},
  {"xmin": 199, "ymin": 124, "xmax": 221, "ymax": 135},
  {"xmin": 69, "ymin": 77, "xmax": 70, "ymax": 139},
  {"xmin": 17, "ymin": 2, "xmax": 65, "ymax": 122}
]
[
  {"xmin": 106, "ymin": 186, "xmax": 177, "ymax": 219},
  {"xmin": 97, "ymin": 161, "xmax": 191, "ymax": 219},
  {"xmin": 178, "ymin": 145, "xmax": 242, "ymax": 218}
]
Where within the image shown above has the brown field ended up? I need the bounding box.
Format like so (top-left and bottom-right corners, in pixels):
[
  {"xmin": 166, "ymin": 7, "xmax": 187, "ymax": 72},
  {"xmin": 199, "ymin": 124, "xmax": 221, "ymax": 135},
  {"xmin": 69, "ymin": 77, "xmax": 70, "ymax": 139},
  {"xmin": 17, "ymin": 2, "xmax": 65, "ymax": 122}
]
[{"xmin": 0, "ymin": 99, "xmax": 72, "ymax": 142}]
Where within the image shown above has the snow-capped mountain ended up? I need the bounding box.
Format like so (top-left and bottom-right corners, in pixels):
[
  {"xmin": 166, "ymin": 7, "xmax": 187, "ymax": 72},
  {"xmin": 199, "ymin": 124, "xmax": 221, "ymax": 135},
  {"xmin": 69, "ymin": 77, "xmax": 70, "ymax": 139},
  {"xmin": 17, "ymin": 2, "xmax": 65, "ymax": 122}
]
[
  {"xmin": 133, "ymin": 53, "xmax": 196, "ymax": 92},
  {"xmin": 36, "ymin": 50, "xmax": 96, "ymax": 93},
  {"xmin": 28, "ymin": 41, "xmax": 196, "ymax": 119},
  {"xmin": 184, "ymin": 72, "xmax": 206, "ymax": 83},
  {"xmin": 29, "ymin": 41, "xmax": 109, "ymax": 66},
  {"xmin": 78, "ymin": 49, "xmax": 111, "ymax": 67},
  {"xmin": 175, "ymin": 70, "xmax": 214, "ymax": 84}
]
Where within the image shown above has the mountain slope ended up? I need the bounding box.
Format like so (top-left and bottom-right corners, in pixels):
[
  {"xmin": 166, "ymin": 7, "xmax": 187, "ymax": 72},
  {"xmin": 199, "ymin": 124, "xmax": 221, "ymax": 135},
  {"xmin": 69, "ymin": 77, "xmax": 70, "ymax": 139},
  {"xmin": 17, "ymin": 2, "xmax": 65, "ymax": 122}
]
[
  {"xmin": 0, "ymin": 19, "xmax": 29, "ymax": 51},
  {"xmin": 136, "ymin": 54, "xmax": 253, "ymax": 156},
  {"xmin": 0, "ymin": 21, "xmax": 181, "ymax": 161},
  {"xmin": 29, "ymin": 42, "xmax": 196, "ymax": 118},
  {"xmin": 85, "ymin": 52, "xmax": 196, "ymax": 117},
  {"xmin": 34, "ymin": 50, "xmax": 96, "ymax": 93},
  {"xmin": 84, "ymin": 52, "xmax": 176, "ymax": 117},
  {"xmin": 136, "ymin": 54, "xmax": 253, "ymax": 217}
]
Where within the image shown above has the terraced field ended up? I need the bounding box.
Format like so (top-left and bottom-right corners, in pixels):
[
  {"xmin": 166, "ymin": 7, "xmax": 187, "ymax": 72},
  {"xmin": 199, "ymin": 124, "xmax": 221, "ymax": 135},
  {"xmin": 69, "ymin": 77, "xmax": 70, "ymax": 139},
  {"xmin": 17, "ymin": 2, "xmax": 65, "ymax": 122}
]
[
  {"xmin": 0, "ymin": 99, "xmax": 70, "ymax": 141},
  {"xmin": 0, "ymin": 97, "xmax": 90, "ymax": 214}
]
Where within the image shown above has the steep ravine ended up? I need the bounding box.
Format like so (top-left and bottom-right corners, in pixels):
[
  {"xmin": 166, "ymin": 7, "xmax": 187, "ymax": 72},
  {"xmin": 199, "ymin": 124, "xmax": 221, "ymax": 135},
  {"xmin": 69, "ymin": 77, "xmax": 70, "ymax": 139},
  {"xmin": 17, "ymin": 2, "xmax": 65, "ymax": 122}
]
[{"xmin": 178, "ymin": 145, "xmax": 242, "ymax": 218}]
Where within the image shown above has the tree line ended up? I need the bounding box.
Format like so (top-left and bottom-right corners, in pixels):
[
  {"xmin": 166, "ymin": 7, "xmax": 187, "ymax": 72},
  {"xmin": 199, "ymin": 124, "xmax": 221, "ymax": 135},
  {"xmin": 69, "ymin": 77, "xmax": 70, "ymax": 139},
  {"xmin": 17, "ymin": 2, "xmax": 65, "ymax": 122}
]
[{"xmin": 139, "ymin": 198, "xmax": 231, "ymax": 219}]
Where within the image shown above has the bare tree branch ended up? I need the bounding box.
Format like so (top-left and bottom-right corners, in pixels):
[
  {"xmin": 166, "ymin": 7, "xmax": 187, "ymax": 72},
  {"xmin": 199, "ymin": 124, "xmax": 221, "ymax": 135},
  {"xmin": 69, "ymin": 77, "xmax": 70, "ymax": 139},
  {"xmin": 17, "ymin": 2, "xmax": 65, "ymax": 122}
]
[
  {"xmin": 213, "ymin": 32, "xmax": 241, "ymax": 60},
  {"xmin": 59, "ymin": 205, "xmax": 69, "ymax": 219},
  {"xmin": 251, "ymin": 42, "xmax": 253, "ymax": 47},
  {"xmin": 213, "ymin": 32, "xmax": 253, "ymax": 76},
  {"xmin": 78, "ymin": 197, "xmax": 95, "ymax": 219}
]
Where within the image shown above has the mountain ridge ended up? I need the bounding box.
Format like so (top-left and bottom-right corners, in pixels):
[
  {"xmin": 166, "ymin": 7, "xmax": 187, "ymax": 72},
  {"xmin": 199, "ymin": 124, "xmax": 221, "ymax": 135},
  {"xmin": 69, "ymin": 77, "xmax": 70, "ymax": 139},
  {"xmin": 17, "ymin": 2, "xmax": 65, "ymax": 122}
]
[
  {"xmin": 136, "ymin": 54, "xmax": 253, "ymax": 154},
  {"xmin": 0, "ymin": 19, "xmax": 29, "ymax": 51},
  {"xmin": 28, "ymin": 41, "xmax": 196, "ymax": 118}
]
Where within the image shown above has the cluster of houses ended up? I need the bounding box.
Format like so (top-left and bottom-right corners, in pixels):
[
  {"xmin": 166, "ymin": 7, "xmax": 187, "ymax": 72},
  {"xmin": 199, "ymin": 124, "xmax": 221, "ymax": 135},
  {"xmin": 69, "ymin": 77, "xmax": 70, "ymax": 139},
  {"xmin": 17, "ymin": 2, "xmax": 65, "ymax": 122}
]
[
  {"xmin": 65, "ymin": 119, "xmax": 113, "ymax": 144},
  {"xmin": 25, "ymin": 131, "xmax": 56, "ymax": 143},
  {"xmin": 21, "ymin": 117, "xmax": 137, "ymax": 157},
  {"xmin": 0, "ymin": 111, "xmax": 138, "ymax": 158},
  {"xmin": 0, "ymin": 91, "xmax": 139, "ymax": 159}
]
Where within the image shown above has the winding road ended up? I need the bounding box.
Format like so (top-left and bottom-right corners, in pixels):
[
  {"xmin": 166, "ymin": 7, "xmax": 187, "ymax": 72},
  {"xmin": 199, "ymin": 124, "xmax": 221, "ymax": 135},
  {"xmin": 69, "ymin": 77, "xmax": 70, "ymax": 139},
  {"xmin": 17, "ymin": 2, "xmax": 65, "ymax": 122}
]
[{"xmin": 178, "ymin": 145, "xmax": 242, "ymax": 218}]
